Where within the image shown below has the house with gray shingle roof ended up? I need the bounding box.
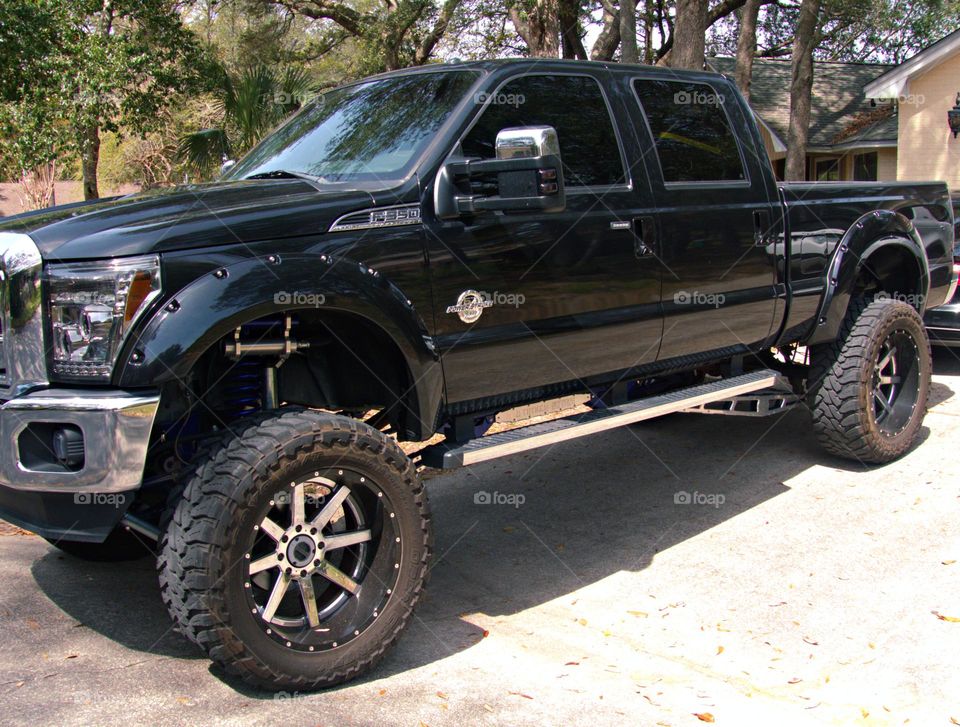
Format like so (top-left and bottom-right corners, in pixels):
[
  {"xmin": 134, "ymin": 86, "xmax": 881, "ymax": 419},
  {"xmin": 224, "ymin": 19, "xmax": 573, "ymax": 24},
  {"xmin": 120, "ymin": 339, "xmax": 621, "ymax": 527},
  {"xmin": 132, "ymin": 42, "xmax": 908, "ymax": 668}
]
[{"xmin": 708, "ymin": 57, "xmax": 900, "ymax": 182}]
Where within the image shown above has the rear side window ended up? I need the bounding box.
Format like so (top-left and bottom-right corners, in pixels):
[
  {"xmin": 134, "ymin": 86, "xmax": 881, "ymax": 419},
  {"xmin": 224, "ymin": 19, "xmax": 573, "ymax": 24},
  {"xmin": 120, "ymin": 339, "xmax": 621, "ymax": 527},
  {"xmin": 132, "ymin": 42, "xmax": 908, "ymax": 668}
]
[
  {"xmin": 461, "ymin": 75, "xmax": 625, "ymax": 187},
  {"xmin": 632, "ymin": 79, "xmax": 746, "ymax": 184}
]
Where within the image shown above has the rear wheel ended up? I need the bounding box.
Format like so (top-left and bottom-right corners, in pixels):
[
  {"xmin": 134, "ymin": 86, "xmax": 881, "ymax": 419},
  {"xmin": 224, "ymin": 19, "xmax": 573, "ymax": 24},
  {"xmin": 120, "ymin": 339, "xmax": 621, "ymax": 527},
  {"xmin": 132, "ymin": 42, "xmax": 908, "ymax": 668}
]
[
  {"xmin": 159, "ymin": 409, "xmax": 431, "ymax": 690},
  {"xmin": 809, "ymin": 297, "xmax": 931, "ymax": 463}
]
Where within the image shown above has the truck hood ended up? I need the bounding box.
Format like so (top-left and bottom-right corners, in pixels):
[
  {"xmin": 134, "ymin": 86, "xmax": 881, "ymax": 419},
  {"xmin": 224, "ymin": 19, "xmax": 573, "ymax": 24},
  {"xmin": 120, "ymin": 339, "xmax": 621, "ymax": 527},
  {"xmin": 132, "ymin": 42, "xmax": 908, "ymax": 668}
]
[{"xmin": 0, "ymin": 179, "xmax": 376, "ymax": 261}]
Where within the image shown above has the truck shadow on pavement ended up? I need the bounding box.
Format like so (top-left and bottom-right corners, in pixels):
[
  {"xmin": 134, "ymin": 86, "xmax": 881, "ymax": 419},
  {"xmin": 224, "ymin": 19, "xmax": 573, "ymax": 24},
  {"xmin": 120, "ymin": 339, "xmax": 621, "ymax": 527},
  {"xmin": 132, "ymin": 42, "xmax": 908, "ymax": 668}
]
[{"xmin": 28, "ymin": 355, "xmax": 957, "ymax": 694}]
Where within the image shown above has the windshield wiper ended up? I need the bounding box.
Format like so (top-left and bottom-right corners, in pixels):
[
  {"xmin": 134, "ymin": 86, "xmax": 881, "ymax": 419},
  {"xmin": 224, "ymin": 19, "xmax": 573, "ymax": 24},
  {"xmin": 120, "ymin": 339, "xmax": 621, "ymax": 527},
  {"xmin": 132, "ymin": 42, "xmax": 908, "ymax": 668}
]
[{"xmin": 245, "ymin": 169, "xmax": 320, "ymax": 182}]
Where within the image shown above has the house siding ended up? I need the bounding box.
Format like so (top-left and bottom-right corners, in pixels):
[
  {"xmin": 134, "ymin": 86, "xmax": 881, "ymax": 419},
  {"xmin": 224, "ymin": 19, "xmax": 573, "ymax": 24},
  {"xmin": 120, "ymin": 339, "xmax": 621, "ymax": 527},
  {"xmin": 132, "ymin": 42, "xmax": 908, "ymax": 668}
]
[
  {"xmin": 897, "ymin": 56, "xmax": 960, "ymax": 191},
  {"xmin": 877, "ymin": 147, "xmax": 898, "ymax": 180}
]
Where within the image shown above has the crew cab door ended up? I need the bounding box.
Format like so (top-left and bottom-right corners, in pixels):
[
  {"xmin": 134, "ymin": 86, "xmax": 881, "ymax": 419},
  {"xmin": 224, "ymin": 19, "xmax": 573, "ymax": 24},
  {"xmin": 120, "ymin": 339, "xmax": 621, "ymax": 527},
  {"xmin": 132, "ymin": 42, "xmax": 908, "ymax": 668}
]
[
  {"xmin": 424, "ymin": 71, "xmax": 663, "ymax": 405},
  {"xmin": 626, "ymin": 75, "xmax": 781, "ymax": 360}
]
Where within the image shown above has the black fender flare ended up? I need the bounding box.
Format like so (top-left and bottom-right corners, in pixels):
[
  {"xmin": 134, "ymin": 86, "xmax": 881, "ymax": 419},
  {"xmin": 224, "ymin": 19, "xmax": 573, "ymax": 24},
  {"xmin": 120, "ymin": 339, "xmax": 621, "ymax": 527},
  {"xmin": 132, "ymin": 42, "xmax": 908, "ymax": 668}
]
[
  {"xmin": 116, "ymin": 253, "xmax": 444, "ymax": 438},
  {"xmin": 806, "ymin": 210, "xmax": 929, "ymax": 346}
]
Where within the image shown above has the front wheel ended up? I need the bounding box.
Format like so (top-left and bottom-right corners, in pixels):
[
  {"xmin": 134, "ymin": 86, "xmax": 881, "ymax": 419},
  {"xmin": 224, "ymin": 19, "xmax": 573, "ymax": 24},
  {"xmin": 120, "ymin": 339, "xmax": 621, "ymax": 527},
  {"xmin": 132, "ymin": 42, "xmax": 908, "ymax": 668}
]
[
  {"xmin": 159, "ymin": 410, "xmax": 431, "ymax": 690},
  {"xmin": 809, "ymin": 297, "xmax": 931, "ymax": 463}
]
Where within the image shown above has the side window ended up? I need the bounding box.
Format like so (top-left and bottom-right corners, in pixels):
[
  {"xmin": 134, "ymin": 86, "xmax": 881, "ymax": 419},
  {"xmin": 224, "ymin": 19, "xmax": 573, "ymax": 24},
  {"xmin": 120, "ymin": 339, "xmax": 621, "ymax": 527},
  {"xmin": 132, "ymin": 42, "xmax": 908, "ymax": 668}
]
[
  {"xmin": 632, "ymin": 79, "xmax": 746, "ymax": 184},
  {"xmin": 461, "ymin": 75, "xmax": 625, "ymax": 187}
]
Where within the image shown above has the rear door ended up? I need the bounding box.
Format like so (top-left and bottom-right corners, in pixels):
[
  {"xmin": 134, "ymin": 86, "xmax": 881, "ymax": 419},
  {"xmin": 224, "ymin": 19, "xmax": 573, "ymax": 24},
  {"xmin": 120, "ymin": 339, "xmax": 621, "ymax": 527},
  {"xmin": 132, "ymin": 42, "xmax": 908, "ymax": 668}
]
[
  {"xmin": 424, "ymin": 70, "xmax": 663, "ymax": 405},
  {"xmin": 626, "ymin": 75, "xmax": 781, "ymax": 360}
]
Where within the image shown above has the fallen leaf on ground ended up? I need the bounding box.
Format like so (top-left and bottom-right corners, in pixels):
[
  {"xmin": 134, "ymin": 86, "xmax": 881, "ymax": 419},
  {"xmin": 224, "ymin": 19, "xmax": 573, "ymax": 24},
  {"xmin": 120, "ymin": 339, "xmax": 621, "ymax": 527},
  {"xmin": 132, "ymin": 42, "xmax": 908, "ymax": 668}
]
[
  {"xmin": 716, "ymin": 646, "xmax": 724, "ymax": 655},
  {"xmin": 861, "ymin": 708, "xmax": 869, "ymax": 718},
  {"xmin": 65, "ymin": 654, "xmax": 78, "ymax": 659},
  {"xmin": 693, "ymin": 712, "xmax": 715, "ymax": 722},
  {"xmin": 508, "ymin": 691, "xmax": 534, "ymax": 700},
  {"xmin": 803, "ymin": 636, "xmax": 819, "ymax": 646},
  {"xmin": 502, "ymin": 526, "xmax": 515, "ymax": 533},
  {"xmin": 942, "ymin": 560, "xmax": 956, "ymax": 565},
  {"xmin": 933, "ymin": 611, "xmax": 960, "ymax": 623},
  {"xmin": 627, "ymin": 610, "xmax": 648, "ymax": 618},
  {"xmin": 577, "ymin": 618, "xmax": 588, "ymax": 626},
  {"xmin": 949, "ymin": 716, "xmax": 959, "ymax": 725},
  {"xmin": 564, "ymin": 661, "xmax": 579, "ymax": 666},
  {"xmin": 788, "ymin": 677, "xmax": 803, "ymax": 684},
  {"xmin": 436, "ymin": 691, "xmax": 448, "ymax": 700},
  {"xmin": 378, "ymin": 689, "xmax": 386, "ymax": 696}
]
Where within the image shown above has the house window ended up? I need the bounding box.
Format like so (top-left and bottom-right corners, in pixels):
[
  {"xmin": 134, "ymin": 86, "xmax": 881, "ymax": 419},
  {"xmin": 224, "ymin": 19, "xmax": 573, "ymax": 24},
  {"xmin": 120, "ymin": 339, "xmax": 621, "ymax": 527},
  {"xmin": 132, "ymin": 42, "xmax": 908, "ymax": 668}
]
[
  {"xmin": 854, "ymin": 152, "xmax": 878, "ymax": 181},
  {"xmin": 814, "ymin": 158, "xmax": 840, "ymax": 181}
]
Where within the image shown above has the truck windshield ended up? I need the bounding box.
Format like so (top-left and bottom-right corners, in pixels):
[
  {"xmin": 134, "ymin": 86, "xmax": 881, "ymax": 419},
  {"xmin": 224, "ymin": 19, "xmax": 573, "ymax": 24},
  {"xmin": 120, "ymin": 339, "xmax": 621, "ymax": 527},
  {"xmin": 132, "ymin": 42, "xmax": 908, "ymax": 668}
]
[{"xmin": 226, "ymin": 70, "xmax": 479, "ymax": 183}]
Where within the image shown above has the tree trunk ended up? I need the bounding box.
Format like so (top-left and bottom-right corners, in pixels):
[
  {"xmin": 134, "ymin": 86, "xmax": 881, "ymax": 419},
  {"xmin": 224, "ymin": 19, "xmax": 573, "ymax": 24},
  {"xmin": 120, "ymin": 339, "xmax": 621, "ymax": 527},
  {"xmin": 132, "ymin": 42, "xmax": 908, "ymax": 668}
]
[
  {"xmin": 670, "ymin": 0, "xmax": 708, "ymax": 70},
  {"xmin": 784, "ymin": 0, "xmax": 821, "ymax": 181},
  {"xmin": 590, "ymin": 2, "xmax": 620, "ymax": 60},
  {"xmin": 510, "ymin": 0, "xmax": 561, "ymax": 57},
  {"xmin": 734, "ymin": 0, "xmax": 761, "ymax": 102},
  {"xmin": 81, "ymin": 125, "xmax": 101, "ymax": 201},
  {"xmin": 558, "ymin": 0, "xmax": 587, "ymax": 58},
  {"xmin": 642, "ymin": 0, "xmax": 655, "ymax": 64},
  {"xmin": 620, "ymin": 0, "xmax": 638, "ymax": 63}
]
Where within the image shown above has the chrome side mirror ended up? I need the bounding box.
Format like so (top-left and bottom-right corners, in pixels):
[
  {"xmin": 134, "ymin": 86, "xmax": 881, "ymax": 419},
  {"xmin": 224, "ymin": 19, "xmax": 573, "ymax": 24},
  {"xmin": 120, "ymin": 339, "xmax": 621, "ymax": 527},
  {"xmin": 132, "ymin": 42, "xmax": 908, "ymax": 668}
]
[
  {"xmin": 220, "ymin": 159, "xmax": 237, "ymax": 177},
  {"xmin": 495, "ymin": 126, "xmax": 561, "ymax": 160}
]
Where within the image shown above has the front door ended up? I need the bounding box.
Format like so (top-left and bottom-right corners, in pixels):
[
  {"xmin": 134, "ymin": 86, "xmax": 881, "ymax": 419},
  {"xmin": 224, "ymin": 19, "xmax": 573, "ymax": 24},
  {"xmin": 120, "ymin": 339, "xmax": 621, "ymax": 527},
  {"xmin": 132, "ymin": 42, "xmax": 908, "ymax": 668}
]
[{"xmin": 424, "ymin": 71, "xmax": 663, "ymax": 405}]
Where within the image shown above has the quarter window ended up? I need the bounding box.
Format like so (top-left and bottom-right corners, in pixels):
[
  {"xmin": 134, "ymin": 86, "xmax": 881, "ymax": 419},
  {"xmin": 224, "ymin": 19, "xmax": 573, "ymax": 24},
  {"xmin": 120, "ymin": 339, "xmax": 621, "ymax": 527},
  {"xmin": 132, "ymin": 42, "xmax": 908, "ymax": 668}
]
[
  {"xmin": 632, "ymin": 79, "xmax": 746, "ymax": 183},
  {"xmin": 461, "ymin": 75, "xmax": 626, "ymax": 187}
]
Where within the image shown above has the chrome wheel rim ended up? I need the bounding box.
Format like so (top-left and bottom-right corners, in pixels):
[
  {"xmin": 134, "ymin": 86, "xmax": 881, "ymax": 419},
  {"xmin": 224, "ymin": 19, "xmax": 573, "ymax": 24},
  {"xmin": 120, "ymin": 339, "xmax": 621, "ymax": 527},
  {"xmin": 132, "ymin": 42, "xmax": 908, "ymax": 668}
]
[
  {"xmin": 243, "ymin": 469, "xmax": 400, "ymax": 652},
  {"xmin": 871, "ymin": 329, "xmax": 920, "ymax": 436}
]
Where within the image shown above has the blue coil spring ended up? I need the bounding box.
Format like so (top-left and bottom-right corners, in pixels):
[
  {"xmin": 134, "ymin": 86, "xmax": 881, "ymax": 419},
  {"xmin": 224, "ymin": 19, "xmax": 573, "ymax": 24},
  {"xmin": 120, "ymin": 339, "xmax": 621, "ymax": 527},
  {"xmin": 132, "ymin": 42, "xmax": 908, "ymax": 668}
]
[
  {"xmin": 222, "ymin": 358, "xmax": 263, "ymax": 419},
  {"xmin": 220, "ymin": 316, "xmax": 292, "ymax": 420}
]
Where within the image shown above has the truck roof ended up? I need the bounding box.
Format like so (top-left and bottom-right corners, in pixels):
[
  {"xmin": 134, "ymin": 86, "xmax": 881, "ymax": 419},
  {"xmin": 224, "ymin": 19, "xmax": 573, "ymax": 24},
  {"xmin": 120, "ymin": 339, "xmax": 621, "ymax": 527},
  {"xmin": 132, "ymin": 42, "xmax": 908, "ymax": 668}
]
[{"xmin": 361, "ymin": 57, "xmax": 730, "ymax": 83}]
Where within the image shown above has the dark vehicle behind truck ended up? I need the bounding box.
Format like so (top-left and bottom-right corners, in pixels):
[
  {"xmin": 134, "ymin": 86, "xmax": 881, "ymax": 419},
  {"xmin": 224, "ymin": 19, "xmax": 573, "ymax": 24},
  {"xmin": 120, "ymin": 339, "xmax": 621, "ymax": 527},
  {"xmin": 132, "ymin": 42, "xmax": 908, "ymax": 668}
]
[{"xmin": 0, "ymin": 59, "xmax": 954, "ymax": 689}]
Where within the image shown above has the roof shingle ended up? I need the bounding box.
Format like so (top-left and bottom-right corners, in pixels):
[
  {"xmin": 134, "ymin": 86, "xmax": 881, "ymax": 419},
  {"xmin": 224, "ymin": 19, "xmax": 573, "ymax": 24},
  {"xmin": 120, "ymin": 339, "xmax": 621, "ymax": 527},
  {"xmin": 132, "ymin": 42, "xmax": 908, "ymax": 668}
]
[{"xmin": 708, "ymin": 57, "xmax": 898, "ymax": 149}]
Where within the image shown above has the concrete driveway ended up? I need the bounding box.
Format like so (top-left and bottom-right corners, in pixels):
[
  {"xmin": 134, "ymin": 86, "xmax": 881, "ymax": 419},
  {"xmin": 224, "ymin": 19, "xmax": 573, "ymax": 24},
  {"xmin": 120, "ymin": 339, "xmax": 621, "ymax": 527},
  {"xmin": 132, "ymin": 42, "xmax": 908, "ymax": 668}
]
[{"xmin": 2, "ymin": 351, "xmax": 960, "ymax": 726}]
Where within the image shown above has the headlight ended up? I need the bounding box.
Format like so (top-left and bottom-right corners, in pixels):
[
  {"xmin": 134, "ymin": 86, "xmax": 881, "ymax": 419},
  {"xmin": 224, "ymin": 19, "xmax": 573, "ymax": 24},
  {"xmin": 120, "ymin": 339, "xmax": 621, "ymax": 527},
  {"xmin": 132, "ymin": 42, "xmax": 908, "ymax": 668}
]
[{"xmin": 46, "ymin": 255, "xmax": 161, "ymax": 381}]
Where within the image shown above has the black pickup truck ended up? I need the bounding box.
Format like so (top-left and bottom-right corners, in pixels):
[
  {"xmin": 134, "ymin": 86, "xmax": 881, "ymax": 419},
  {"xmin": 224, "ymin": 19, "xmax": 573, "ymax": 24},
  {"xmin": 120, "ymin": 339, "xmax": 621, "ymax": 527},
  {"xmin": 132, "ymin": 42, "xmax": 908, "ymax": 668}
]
[{"xmin": 0, "ymin": 59, "xmax": 955, "ymax": 690}]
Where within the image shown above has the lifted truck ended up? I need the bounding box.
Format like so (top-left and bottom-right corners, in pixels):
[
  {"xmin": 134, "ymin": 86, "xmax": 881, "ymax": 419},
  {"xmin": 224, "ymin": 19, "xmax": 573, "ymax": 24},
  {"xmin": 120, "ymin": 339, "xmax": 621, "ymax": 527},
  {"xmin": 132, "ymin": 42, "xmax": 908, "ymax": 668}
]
[{"xmin": 0, "ymin": 59, "xmax": 955, "ymax": 690}]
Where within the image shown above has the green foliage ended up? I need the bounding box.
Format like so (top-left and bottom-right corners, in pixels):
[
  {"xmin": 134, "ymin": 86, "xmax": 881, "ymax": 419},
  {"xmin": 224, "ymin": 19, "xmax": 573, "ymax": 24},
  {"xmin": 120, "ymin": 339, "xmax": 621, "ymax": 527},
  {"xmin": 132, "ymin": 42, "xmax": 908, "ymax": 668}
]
[
  {"xmin": 0, "ymin": 0, "xmax": 210, "ymax": 184},
  {"xmin": 177, "ymin": 64, "xmax": 315, "ymax": 178}
]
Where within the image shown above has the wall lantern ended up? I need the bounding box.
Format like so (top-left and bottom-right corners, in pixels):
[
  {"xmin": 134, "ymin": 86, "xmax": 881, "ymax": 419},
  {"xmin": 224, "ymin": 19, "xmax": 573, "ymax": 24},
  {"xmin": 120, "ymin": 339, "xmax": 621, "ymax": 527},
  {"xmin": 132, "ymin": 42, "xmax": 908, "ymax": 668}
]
[{"xmin": 950, "ymin": 92, "xmax": 960, "ymax": 138}]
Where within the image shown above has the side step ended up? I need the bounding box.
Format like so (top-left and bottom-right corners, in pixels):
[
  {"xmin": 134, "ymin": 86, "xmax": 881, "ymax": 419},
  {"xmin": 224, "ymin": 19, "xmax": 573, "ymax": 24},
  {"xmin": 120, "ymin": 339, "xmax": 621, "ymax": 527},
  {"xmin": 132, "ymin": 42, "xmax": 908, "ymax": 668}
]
[{"xmin": 421, "ymin": 369, "xmax": 779, "ymax": 469}]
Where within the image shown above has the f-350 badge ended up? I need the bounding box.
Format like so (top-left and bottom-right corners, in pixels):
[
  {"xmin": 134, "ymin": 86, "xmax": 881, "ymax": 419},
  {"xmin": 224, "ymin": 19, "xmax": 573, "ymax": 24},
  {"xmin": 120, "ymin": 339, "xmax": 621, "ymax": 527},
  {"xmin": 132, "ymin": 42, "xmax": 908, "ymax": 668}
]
[{"xmin": 446, "ymin": 290, "xmax": 493, "ymax": 324}]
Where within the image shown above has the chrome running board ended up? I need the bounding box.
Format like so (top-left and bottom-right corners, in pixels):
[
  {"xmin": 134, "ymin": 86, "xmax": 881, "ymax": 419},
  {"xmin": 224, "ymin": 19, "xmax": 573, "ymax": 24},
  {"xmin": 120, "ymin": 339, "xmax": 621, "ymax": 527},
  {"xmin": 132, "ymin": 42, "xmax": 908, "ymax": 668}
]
[{"xmin": 421, "ymin": 369, "xmax": 779, "ymax": 469}]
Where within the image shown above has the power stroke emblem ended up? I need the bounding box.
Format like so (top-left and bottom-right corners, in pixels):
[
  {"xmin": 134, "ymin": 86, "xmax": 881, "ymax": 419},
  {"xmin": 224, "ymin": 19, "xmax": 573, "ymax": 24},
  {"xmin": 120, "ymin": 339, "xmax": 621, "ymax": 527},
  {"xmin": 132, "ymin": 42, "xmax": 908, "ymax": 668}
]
[{"xmin": 446, "ymin": 290, "xmax": 493, "ymax": 324}]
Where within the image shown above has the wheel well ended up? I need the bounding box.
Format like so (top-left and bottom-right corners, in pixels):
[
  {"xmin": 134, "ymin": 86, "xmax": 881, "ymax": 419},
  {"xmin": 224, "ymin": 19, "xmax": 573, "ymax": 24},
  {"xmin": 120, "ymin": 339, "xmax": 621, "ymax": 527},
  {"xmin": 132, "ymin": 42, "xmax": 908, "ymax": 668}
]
[
  {"xmin": 853, "ymin": 242, "xmax": 925, "ymax": 309},
  {"xmin": 149, "ymin": 310, "xmax": 418, "ymax": 474},
  {"xmin": 275, "ymin": 309, "xmax": 414, "ymax": 427}
]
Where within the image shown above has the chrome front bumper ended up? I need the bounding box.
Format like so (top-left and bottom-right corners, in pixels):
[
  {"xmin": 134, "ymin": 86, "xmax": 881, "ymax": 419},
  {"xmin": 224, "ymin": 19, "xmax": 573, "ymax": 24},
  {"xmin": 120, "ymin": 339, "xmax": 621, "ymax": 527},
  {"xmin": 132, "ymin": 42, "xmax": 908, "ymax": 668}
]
[{"xmin": 0, "ymin": 388, "xmax": 160, "ymax": 493}]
